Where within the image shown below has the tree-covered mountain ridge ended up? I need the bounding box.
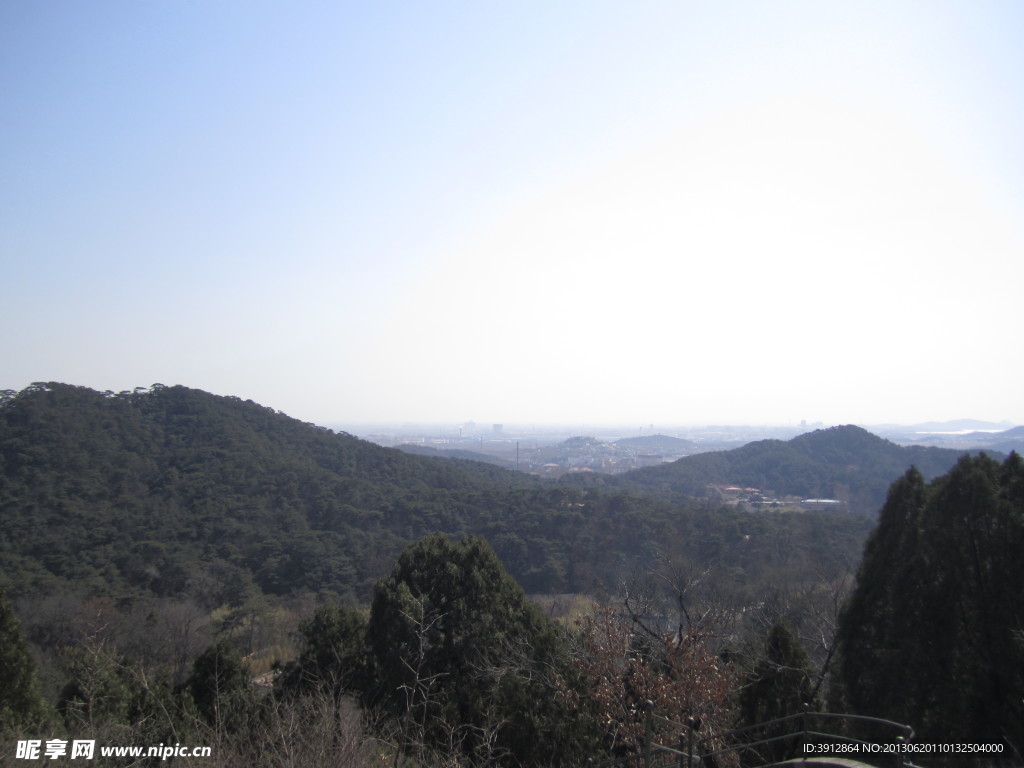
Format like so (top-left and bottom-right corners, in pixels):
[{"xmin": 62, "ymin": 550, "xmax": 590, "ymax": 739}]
[
  {"xmin": 0, "ymin": 382, "xmax": 536, "ymax": 602},
  {"xmin": 565, "ymin": 424, "xmax": 999, "ymax": 514},
  {"xmin": 1, "ymin": 383, "xmax": 872, "ymax": 605}
]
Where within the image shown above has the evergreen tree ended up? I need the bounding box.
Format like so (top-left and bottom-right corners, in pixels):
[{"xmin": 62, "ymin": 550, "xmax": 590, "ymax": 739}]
[
  {"xmin": 0, "ymin": 589, "xmax": 53, "ymax": 734},
  {"xmin": 183, "ymin": 639, "xmax": 258, "ymax": 735},
  {"xmin": 59, "ymin": 642, "xmax": 135, "ymax": 731},
  {"xmin": 831, "ymin": 468, "xmax": 930, "ymax": 719},
  {"xmin": 836, "ymin": 454, "xmax": 1024, "ymax": 756},
  {"xmin": 738, "ymin": 620, "xmax": 818, "ymax": 763},
  {"xmin": 365, "ymin": 533, "xmax": 599, "ymax": 766},
  {"xmin": 277, "ymin": 603, "xmax": 369, "ymax": 700}
]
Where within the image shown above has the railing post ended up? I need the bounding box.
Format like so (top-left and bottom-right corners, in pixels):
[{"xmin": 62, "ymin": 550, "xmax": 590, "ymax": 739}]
[
  {"xmin": 801, "ymin": 702, "xmax": 810, "ymax": 756},
  {"xmin": 686, "ymin": 716, "xmax": 701, "ymax": 768},
  {"xmin": 644, "ymin": 700, "xmax": 654, "ymax": 768},
  {"xmin": 896, "ymin": 725, "xmax": 914, "ymax": 768}
]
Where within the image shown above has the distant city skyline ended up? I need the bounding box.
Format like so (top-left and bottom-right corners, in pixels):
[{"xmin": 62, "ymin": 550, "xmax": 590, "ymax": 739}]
[{"xmin": 3, "ymin": 2, "xmax": 1022, "ymax": 426}]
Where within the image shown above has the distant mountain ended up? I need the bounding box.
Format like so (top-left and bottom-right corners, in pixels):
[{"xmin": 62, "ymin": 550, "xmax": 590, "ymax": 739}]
[
  {"xmin": 876, "ymin": 421, "xmax": 1024, "ymax": 452},
  {"xmin": 564, "ymin": 425, "xmax": 996, "ymax": 514},
  {"xmin": 965, "ymin": 426, "xmax": 1024, "ymax": 439},
  {"xmin": 980, "ymin": 426, "xmax": 1024, "ymax": 455},
  {"xmin": 871, "ymin": 419, "xmax": 1016, "ymax": 445},
  {"xmin": 614, "ymin": 434, "xmax": 697, "ymax": 452},
  {"xmin": 887, "ymin": 418, "xmax": 1015, "ymax": 433}
]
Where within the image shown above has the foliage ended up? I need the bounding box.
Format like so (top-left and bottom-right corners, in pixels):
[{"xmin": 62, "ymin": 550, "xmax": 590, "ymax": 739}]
[
  {"xmin": 736, "ymin": 620, "xmax": 818, "ymax": 763},
  {"xmin": 0, "ymin": 588, "xmax": 54, "ymax": 735},
  {"xmin": 566, "ymin": 425, "xmax": 995, "ymax": 514},
  {"xmin": 0, "ymin": 382, "xmax": 539, "ymax": 603},
  {"xmin": 276, "ymin": 604, "xmax": 369, "ymax": 700},
  {"xmin": 183, "ymin": 639, "xmax": 259, "ymax": 735},
  {"xmin": 0, "ymin": 383, "xmax": 903, "ymax": 766},
  {"xmin": 58, "ymin": 641, "xmax": 136, "ymax": 731},
  {"xmin": 58, "ymin": 641, "xmax": 185, "ymax": 749},
  {"xmin": 836, "ymin": 453, "xmax": 1024, "ymax": 757},
  {"xmin": 365, "ymin": 533, "xmax": 601, "ymax": 766},
  {"xmin": 0, "ymin": 383, "xmax": 872, "ymax": 610}
]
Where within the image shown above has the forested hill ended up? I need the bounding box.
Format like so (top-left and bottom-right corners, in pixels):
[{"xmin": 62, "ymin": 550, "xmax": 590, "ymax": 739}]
[
  {"xmin": 564, "ymin": 425, "xmax": 994, "ymax": 514},
  {"xmin": 0, "ymin": 383, "xmax": 872, "ymax": 606},
  {"xmin": 395, "ymin": 442, "xmax": 515, "ymax": 468},
  {"xmin": 0, "ymin": 383, "xmax": 539, "ymax": 601}
]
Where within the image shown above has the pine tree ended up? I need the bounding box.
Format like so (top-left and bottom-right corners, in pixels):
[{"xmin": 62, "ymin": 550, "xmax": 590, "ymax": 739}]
[
  {"xmin": 277, "ymin": 603, "xmax": 369, "ymax": 699},
  {"xmin": 741, "ymin": 620, "xmax": 818, "ymax": 720},
  {"xmin": 738, "ymin": 620, "xmax": 818, "ymax": 763},
  {"xmin": 836, "ymin": 454, "xmax": 1024, "ymax": 756},
  {"xmin": 364, "ymin": 533, "xmax": 599, "ymax": 766},
  {"xmin": 183, "ymin": 639, "xmax": 257, "ymax": 735},
  {"xmin": 0, "ymin": 589, "xmax": 53, "ymax": 734}
]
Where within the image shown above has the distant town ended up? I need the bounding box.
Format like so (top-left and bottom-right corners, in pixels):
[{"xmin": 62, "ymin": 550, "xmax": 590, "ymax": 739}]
[
  {"xmin": 342, "ymin": 421, "xmax": 819, "ymax": 476},
  {"xmin": 332, "ymin": 418, "xmax": 1021, "ymax": 486}
]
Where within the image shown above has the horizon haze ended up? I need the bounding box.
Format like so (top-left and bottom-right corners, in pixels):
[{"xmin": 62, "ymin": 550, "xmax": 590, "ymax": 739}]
[{"xmin": 3, "ymin": 2, "xmax": 1023, "ymax": 427}]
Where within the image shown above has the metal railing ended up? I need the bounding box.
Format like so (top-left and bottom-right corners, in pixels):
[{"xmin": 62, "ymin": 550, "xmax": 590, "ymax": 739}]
[{"xmin": 591, "ymin": 703, "xmax": 920, "ymax": 768}]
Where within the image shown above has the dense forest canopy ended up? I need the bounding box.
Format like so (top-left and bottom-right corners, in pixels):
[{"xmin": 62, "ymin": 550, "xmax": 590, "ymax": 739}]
[{"xmin": 0, "ymin": 383, "xmax": 872, "ymax": 605}]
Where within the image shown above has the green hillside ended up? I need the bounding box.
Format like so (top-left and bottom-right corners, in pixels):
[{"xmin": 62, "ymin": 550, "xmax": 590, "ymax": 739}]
[
  {"xmin": 395, "ymin": 442, "xmax": 516, "ymax": 468},
  {"xmin": 0, "ymin": 382, "xmax": 536, "ymax": 602},
  {"xmin": 565, "ymin": 425, "xmax": 992, "ymax": 514},
  {"xmin": 0, "ymin": 383, "xmax": 870, "ymax": 607},
  {"xmin": 6, "ymin": 383, "xmax": 1017, "ymax": 764}
]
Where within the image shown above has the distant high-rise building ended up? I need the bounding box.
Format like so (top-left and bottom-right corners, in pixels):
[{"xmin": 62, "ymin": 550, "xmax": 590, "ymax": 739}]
[{"xmin": 493, "ymin": 424, "xmax": 503, "ymax": 435}]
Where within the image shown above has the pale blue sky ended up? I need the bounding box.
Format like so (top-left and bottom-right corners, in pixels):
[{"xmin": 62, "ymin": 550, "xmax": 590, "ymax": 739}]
[{"xmin": 3, "ymin": 1, "xmax": 1022, "ymax": 426}]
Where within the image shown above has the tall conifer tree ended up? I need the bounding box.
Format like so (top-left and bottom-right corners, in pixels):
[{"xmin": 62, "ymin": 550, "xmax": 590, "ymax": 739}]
[
  {"xmin": 0, "ymin": 589, "xmax": 53, "ymax": 734},
  {"xmin": 836, "ymin": 454, "xmax": 1024, "ymax": 756}
]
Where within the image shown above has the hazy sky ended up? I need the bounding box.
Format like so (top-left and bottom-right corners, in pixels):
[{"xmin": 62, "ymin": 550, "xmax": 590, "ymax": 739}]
[{"xmin": 3, "ymin": 1, "xmax": 1022, "ymax": 427}]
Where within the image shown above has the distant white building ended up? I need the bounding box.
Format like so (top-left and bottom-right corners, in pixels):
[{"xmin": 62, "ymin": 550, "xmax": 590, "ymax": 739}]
[{"xmin": 800, "ymin": 499, "xmax": 844, "ymax": 509}]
